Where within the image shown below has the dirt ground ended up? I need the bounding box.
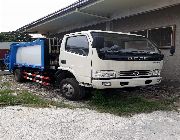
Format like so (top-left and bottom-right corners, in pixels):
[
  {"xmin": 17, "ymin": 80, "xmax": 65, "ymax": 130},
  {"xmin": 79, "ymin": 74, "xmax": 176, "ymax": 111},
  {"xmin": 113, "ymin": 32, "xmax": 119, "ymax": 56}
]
[{"xmin": 0, "ymin": 75, "xmax": 180, "ymax": 109}]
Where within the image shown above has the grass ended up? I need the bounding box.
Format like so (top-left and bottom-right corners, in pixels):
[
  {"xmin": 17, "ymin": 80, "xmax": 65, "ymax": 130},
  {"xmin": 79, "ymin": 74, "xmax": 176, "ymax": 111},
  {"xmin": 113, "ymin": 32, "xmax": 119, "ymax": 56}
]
[
  {"xmin": 0, "ymin": 82, "xmax": 12, "ymax": 87},
  {"xmin": 0, "ymin": 88, "xmax": 177, "ymax": 116},
  {"xmin": 88, "ymin": 90, "xmax": 177, "ymax": 116},
  {"xmin": 0, "ymin": 90, "xmax": 71, "ymax": 108},
  {"xmin": 0, "ymin": 77, "xmax": 178, "ymax": 116}
]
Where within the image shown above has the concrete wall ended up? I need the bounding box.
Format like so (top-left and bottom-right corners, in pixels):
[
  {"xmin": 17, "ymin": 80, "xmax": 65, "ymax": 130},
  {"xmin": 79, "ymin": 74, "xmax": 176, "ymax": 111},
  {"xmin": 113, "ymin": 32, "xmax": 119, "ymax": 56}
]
[{"xmin": 112, "ymin": 5, "xmax": 180, "ymax": 82}]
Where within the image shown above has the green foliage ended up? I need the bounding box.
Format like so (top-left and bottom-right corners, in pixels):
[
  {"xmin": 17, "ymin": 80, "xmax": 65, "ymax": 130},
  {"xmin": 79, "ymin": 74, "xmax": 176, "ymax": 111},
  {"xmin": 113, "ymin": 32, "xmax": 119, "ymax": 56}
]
[
  {"xmin": 0, "ymin": 82, "xmax": 12, "ymax": 88},
  {"xmin": 88, "ymin": 90, "xmax": 176, "ymax": 116},
  {"xmin": 0, "ymin": 90, "xmax": 54, "ymax": 107},
  {"xmin": 0, "ymin": 31, "xmax": 32, "ymax": 42},
  {"xmin": 0, "ymin": 90, "xmax": 75, "ymax": 108},
  {"xmin": 0, "ymin": 90, "xmax": 57, "ymax": 107}
]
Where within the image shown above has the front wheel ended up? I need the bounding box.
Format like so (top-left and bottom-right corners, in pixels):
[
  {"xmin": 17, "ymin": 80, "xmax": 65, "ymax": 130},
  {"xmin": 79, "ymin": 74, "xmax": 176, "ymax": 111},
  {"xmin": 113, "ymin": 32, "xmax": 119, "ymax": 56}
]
[{"xmin": 59, "ymin": 78, "xmax": 85, "ymax": 101}]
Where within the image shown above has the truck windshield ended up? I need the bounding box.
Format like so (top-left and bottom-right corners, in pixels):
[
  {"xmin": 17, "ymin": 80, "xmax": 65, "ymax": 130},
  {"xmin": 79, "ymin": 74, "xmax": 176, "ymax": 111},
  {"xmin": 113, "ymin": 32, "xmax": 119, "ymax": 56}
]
[{"xmin": 91, "ymin": 32, "xmax": 159, "ymax": 54}]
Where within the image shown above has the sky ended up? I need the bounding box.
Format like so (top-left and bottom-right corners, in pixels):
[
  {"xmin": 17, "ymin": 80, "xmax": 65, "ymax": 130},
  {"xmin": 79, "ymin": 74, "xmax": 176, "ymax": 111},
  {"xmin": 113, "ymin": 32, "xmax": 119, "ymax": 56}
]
[{"xmin": 0, "ymin": 0, "xmax": 77, "ymax": 32}]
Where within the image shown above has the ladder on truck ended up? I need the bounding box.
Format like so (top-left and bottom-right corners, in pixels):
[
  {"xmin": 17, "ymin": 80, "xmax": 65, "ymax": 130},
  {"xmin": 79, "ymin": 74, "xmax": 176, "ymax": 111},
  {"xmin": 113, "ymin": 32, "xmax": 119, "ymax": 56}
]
[{"xmin": 48, "ymin": 38, "xmax": 62, "ymax": 68}]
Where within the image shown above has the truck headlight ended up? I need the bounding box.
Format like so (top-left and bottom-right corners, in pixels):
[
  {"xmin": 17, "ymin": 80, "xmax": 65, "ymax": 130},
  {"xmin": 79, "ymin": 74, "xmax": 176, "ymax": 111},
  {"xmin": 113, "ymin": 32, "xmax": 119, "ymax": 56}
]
[
  {"xmin": 152, "ymin": 69, "xmax": 161, "ymax": 76},
  {"xmin": 94, "ymin": 71, "xmax": 116, "ymax": 79}
]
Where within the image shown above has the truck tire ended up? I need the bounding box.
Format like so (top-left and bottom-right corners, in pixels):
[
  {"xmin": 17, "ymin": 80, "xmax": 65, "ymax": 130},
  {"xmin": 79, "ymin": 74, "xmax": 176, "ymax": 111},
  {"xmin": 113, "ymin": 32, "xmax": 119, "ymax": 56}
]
[
  {"xmin": 14, "ymin": 69, "xmax": 24, "ymax": 82},
  {"xmin": 59, "ymin": 78, "xmax": 85, "ymax": 101}
]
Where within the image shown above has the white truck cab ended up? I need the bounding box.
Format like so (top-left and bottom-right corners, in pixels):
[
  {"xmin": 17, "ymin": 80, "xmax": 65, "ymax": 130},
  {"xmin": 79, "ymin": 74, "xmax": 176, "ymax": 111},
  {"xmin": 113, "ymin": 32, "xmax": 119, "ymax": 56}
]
[{"xmin": 58, "ymin": 30, "xmax": 163, "ymax": 99}]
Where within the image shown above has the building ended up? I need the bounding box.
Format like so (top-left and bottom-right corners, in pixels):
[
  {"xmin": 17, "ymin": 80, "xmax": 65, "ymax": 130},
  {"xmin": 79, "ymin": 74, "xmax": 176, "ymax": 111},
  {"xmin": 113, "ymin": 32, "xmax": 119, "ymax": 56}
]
[
  {"xmin": 17, "ymin": 0, "xmax": 180, "ymax": 82},
  {"xmin": 0, "ymin": 42, "xmax": 12, "ymax": 50},
  {"xmin": 0, "ymin": 42, "xmax": 11, "ymax": 71},
  {"xmin": 0, "ymin": 42, "xmax": 11, "ymax": 61}
]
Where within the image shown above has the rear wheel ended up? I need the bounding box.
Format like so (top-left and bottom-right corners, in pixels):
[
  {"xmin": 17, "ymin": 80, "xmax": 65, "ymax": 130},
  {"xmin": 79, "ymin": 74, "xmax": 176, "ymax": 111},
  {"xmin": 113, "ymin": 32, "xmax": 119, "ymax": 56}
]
[
  {"xmin": 14, "ymin": 69, "xmax": 24, "ymax": 82},
  {"xmin": 59, "ymin": 78, "xmax": 85, "ymax": 101}
]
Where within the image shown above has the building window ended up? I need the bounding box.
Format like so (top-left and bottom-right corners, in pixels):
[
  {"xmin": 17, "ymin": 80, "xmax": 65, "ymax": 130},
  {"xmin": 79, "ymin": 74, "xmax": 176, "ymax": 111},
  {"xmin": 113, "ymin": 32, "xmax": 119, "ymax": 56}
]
[
  {"xmin": 131, "ymin": 25, "xmax": 176, "ymax": 49},
  {"xmin": 66, "ymin": 35, "xmax": 89, "ymax": 56}
]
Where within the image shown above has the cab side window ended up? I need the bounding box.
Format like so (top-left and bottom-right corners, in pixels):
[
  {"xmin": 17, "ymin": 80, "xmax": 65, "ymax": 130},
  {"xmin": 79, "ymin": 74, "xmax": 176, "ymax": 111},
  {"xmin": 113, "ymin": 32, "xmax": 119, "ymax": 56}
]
[{"xmin": 66, "ymin": 36, "xmax": 89, "ymax": 56}]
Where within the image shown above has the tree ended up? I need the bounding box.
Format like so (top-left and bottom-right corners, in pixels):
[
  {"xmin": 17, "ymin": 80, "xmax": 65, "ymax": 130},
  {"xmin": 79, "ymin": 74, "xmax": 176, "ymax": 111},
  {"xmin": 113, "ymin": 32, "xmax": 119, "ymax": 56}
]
[{"xmin": 0, "ymin": 31, "xmax": 32, "ymax": 42}]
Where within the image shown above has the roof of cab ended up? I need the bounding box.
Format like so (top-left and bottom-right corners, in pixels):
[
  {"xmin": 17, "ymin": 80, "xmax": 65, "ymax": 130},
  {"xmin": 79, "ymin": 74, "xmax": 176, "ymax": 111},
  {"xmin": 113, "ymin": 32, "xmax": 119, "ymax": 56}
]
[{"xmin": 66, "ymin": 30, "xmax": 145, "ymax": 37}]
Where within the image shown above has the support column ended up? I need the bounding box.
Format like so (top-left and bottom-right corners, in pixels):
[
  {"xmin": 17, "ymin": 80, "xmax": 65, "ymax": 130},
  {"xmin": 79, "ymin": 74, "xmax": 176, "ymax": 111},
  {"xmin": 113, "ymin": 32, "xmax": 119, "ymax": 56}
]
[{"xmin": 106, "ymin": 21, "xmax": 113, "ymax": 31}]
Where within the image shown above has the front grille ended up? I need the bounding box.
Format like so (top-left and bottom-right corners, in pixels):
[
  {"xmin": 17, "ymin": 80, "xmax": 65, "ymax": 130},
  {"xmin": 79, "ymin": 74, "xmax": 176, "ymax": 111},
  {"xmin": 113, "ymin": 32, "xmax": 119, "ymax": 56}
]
[{"xmin": 118, "ymin": 70, "xmax": 152, "ymax": 77}]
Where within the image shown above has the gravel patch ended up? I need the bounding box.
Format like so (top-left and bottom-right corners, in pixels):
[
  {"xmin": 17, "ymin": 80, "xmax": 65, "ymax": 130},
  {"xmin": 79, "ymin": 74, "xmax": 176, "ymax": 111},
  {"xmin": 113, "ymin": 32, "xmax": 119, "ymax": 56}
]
[
  {"xmin": 0, "ymin": 75, "xmax": 180, "ymax": 139},
  {"xmin": 0, "ymin": 71, "xmax": 10, "ymax": 75},
  {"xmin": 0, "ymin": 106, "xmax": 179, "ymax": 140}
]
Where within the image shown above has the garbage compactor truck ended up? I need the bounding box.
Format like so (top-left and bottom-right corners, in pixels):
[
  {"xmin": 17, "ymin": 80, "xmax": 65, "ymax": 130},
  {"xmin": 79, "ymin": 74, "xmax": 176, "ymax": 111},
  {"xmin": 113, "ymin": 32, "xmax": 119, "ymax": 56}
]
[{"xmin": 4, "ymin": 30, "xmax": 164, "ymax": 100}]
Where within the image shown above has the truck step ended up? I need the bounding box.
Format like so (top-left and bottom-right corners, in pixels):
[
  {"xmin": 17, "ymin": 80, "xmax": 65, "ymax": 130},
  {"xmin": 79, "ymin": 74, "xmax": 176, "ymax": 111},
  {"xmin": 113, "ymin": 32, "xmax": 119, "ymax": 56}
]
[{"xmin": 22, "ymin": 71, "xmax": 50, "ymax": 86}]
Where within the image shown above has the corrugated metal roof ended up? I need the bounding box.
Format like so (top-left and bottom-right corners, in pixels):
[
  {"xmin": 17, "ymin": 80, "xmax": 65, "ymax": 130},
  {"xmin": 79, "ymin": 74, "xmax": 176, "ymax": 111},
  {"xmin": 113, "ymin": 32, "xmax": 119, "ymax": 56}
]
[
  {"xmin": 17, "ymin": 0, "xmax": 180, "ymax": 34},
  {"xmin": 17, "ymin": 0, "xmax": 97, "ymax": 32}
]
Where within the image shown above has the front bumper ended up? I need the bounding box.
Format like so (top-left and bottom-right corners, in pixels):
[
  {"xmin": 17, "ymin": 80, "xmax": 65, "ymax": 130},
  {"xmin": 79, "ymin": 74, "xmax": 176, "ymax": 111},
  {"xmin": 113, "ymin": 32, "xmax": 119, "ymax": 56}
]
[{"xmin": 92, "ymin": 77, "xmax": 162, "ymax": 89}]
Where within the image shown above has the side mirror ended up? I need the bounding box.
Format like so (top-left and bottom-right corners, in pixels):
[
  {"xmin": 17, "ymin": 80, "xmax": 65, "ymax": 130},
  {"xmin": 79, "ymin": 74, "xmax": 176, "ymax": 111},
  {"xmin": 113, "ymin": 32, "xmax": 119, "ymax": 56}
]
[
  {"xmin": 170, "ymin": 46, "xmax": 175, "ymax": 56},
  {"xmin": 93, "ymin": 37, "xmax": 104, "ymax": 50}
]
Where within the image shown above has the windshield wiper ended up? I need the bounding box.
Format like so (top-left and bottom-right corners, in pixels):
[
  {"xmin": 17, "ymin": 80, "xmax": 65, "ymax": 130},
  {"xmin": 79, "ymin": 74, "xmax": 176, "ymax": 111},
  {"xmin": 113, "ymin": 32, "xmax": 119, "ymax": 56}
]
[
  {"xmin": 99, "ymin": 49, "xmax": 156, "ymax": 55},
  {"xmin": 130, "ymin": 50, "xmax": 156, "ymax": 54}
]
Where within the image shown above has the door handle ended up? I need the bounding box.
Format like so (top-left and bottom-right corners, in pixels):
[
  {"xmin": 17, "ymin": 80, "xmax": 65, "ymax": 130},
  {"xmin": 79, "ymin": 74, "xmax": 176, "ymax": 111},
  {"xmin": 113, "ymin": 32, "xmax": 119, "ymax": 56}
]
[{"xmin": 61, "ymin": 60, "xmax": 66, "ymax": 64}]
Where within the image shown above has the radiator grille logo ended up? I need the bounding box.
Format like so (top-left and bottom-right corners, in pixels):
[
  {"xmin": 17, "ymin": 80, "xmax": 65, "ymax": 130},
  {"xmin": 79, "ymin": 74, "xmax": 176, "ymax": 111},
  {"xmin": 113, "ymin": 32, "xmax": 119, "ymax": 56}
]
[
  {"xmin": 133, "ymin": 71, "xmax": 140, "ymax": 76},
  {"xmin": 128, "ymin": 57, "xmax": 148, "ymax": 61}
]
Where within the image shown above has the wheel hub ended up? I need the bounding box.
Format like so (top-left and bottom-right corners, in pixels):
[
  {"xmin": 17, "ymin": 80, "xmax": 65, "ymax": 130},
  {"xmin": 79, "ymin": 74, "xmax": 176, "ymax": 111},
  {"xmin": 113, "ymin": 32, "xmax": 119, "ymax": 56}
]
[{"xmin": 62, "ymin": 84, "xmax": 75, "ymax": 97}]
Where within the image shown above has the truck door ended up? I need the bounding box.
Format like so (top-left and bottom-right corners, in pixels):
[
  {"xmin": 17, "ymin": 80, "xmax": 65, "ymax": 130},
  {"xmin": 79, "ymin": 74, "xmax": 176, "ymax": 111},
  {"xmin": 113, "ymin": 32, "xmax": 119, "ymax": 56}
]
[{"xmin": 60, "ymin": 35, "xmax": 92, "ymax": 84}]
